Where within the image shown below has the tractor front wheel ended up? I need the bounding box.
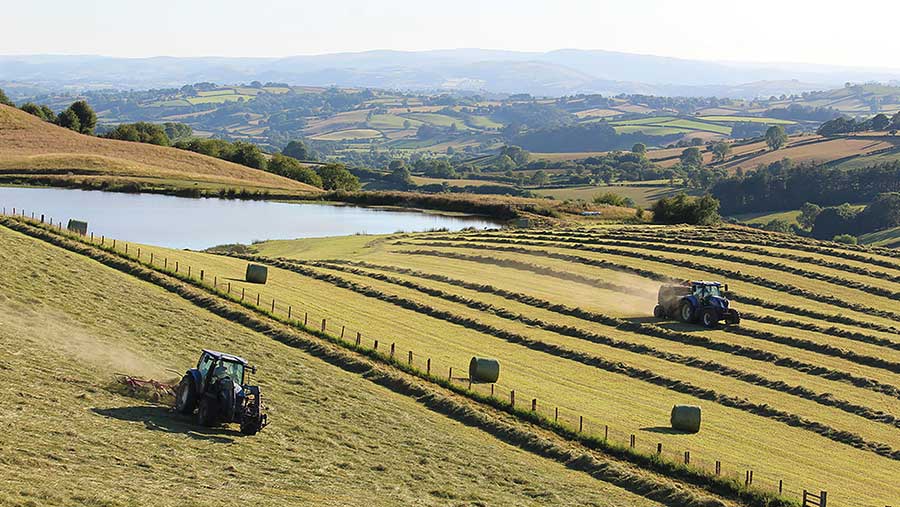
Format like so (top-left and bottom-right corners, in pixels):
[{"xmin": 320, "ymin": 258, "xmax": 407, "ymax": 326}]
[
  {"xmin": 174, "ymin": 375, "xmax": 197, "ymax": 415},
  {"xmin": 727, "ymin": 310, "xmax": 741, "ymax": 326},
  {"xmin": 679, "ymin": 301, "xmax": 695, "ymax": 323},
  {"xmin": 653, "ymin": 305, "xmax": 665, "ymax": 318},
  {"xmin": 701, "ymin": 308, "xmax": 718, "ymax": 328}
]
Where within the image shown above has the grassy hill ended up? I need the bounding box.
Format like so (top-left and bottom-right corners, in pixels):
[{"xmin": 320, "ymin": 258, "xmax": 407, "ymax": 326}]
[
  {"xmin": 8, "ymin": 211, "xmax": 899, "ymax": 507},
  {"xmin": 0, "ymin": 105, "xmax": 319, "ymax": 195},
  {"xmin": 0, "ymin": 217, "xmax": 740, "ymax": 507}
]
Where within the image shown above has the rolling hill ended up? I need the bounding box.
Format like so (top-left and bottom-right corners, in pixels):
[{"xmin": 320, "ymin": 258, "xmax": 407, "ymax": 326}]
[{"xmin": 0, "ymin": 105, "xmax": 319, "ymax": 194}]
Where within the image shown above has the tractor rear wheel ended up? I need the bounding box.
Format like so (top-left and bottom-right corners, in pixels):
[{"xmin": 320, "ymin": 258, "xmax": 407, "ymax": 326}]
[
  {"xmin": 653, "ymin": 305, "xmax": 665, "ymax": 318},
  {"xmin": 174, "ymin": 375, "xmax": 197, "ymax": 415},
  {"xmin": 679, "ymin": 301, "xmax": 695, "ymax": 323},
  {"xmin": 197, "ymin": 397, "xmax": 217, "ymax": 427},
  {"xmin": 701, "ymin": 308, "xmax": 718, "ymax": 328}
]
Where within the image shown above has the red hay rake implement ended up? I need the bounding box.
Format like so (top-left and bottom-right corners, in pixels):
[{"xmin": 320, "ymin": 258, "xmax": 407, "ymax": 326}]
[{"xmin": 116, "ymin": 374, "xmax": 176, "ymax": 399}]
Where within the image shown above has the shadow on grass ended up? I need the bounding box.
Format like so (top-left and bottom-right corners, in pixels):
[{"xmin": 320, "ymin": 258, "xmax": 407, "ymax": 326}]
[
  {"xmin": 92, "ymin": 406, "xmax": 242, "ymax": 443},
  {"xmin": 639, "ymin": 426, "xmax": 695, "ymax": 435}
]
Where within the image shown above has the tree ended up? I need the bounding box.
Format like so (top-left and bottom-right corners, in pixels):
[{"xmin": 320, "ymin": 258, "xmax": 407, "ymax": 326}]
[
  {"xmin": 529, "ymin": 170, "xmax": 549, "ymax": 187},
  {"xmin": 680, "ymin": 147, "xmax": 703, "ymax": 167},
  {"xmin": 631, "ymin": 143, "xmax": 647, "ymax": 154},
  {"xmin": 710, "ymin": 141, "xmax": 731, "ymax": 162},
  {"xmin": 388, "ymin": 160, "xmax": 413, "ymax": 188},
  {"xmin": 229, "ymin": 142, "xmax": 267, "ymax": 170},
  {"xmin": 500, "ymin": 145, "xmax": 530, "ymax": 165},
  {"xmin": 797, "ymin": 202, "xmax": 822, "ymax": 230},
  {"xmin": 765, "ymin": 125, "xmax": 788, "ymax": 150},
  {"xmin": 762, "ymin": 218, "xmax": 793, "ymax": 234},
  {"xmin": 0, "ymin": 88, "xmax": 12, "ymax": 107},
  {"xmin": 67, "ymin": 100, "xmax": 97, "ymax": 134},
  {"xmin": 832, "ymin": 234, "xmax": 858, "ymax": 244},
  {"xmin": 56, "ymin": 109, "xmax": 81, "ymax": 132},
  {"xmin": 282, "ymin": 140, "xmax": 313, "ymax": 161},
  {"xmin": 593, "ymin": 192, "xmax": 633, "ymax": 207},
  {"xmin": 812, "ymin": 203, "xmax": 859, "ymax": 239},
  {"xmin": 690, "ymin": 137, "xmax": 703, "ymax": 146},
  {"xmin": 871, "ymin": 113, "xmax": 891, "ymax": 131},
  {"xmin": 104, "ymin": 122, "xmax": 170, "ymax": 146},
  {"xmin": 316, "ymin": 163, "xmax": 361, "ymax": 191},
  {"xmin": 651, "ymin": 193, "xmax": 720, "ymax": 225},
  {"xmin": 20, "ymin": 102, "xmax": 54, "ymax": 121},
  {"xmin": 267, "ymin": 154, "xmax": 323, "ymax": 188},
  {"xmin": 163, "ymin": 122, "xmax": 192, "ymax": 141}
]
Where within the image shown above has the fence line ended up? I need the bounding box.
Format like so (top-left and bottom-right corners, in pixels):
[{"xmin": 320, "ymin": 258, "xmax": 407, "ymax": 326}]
[{"xmin": 0, "ymin": 208, "xmax": 819, "ymax": 503}]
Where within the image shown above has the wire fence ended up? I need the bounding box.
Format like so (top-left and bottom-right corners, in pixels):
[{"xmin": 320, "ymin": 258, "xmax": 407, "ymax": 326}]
[{"xmin": 0, "ymin": 206, "xmax": 825, "ymax": 504}]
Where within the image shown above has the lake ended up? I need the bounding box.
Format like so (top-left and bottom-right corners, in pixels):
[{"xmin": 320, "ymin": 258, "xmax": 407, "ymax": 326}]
[{"xmin": 0, "ymin": 186, "xmax": 500, "ymax": 249}]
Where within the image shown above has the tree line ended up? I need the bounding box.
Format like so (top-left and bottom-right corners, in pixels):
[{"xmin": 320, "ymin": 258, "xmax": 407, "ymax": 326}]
[{"xmin": 817, "ymin": 112, "xmax": 900, "ymax": 136}]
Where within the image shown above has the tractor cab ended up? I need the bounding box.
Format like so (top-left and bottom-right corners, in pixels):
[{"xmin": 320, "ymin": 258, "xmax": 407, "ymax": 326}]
[{"xmin": 197, "ymin": 350, "xmax": 248, "ymax": 388}]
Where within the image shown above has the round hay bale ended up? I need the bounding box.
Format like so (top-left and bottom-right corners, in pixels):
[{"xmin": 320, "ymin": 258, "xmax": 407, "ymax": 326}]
[
  {"xmin": 469, "ymin": 357, "xmax": 500, "ymax": 383},
  {"xmin": 67, "ymin": 219, "xmax": 88, "ymax": 235},
  {"xmin": 245, "ymin": 264, "xmax": 268, "ymax": 284},
  {"xmin": 670, "ymin": 405, "xmax": 701, "ymax": 433}
]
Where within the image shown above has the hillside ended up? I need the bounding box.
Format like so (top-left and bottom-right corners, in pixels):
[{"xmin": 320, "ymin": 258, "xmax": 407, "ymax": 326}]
[
  {"xmin": 0, "ymin": 105, "xmax": 319, "ymax": 194},
  {"xmin": 6, "ymin": 210, "xmax": 899, "ymax": 507},
  {"xmin": 0, "ymin": 216, "xmax": 733, "ymax": 507}
]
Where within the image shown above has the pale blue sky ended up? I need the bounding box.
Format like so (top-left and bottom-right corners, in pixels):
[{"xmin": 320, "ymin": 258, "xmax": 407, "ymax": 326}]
[{"xmin": 3, "ymin": 0, "xmax": 898, "ymax": 68}]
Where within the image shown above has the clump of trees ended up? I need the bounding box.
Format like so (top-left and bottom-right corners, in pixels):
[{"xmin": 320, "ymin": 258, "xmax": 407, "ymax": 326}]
[
  {"xmin": 267, "ymin": 154, "xmax": 323, "ymax": 188},
  {"xmin": 650, "ymin": 193, "xmax": 720, "ymax": 225},
  {"xmin": 818, "ymin": 112, "xmax": 900, "ymax": 136},
  {"xmin": 104, "ymin": 122, "xmax": 171, "ymax": 145},
  {"xmin": 0, "ymin": 88, "xmax": 13, "ymax": 107},
  {"xmin": 593, "ymin": 192, "xmax": 634, "ymax": 207},
  {"xmin": 806, "ymin": 193, "xmax": 900, "ymax": 240}
]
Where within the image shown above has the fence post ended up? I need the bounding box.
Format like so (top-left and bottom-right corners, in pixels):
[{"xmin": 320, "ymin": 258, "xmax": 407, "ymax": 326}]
[
  {"xmin": 175, "ymin": 261, "xmax": 179, "ymax": 273},
  {"xmin": 150, "ymin": 252, "xmax": 153, "ymax": 264},
  {"xmin": 630, "ymin": 434, "xmax": 635, "ymax": 448},
  {"xmin": 200, "ymin": 270, "xmax": 204, "ymax": 281},
  {"xmin": 715, "ymin": 461, "xmax": 721, "ymax": 475},
  {"xmin": 684, "ymin": 451, "xmax": 690, "ymax": 464},
  {"xmin": 490, "ymin": 384, "xmax": 494, "ymax": 396},
  {"xmin": 657, "ymin": 443, "xmax": 662, "ymax": 455},
  {"xmin": 138, "ymin": 247, "xmax": 141, "ymax": 259},
  {"xmin": 374, "ymin": 340, "xmax": 378, "ymax": 350},
  {"xmin": 554, "ymin": 407, "xmax": 558, "ymax": 421},
  {"xmin": 778, "ymin": 480, "xmax": 782, "ymax": 495},
  {"xmin": 321, "ymin": 318, "xmax": 326, "ymax": 333},
  {"xmin": 164, "ymin": 258, "xmax": 167, "ymax": 269},
  {"xmin": 390, "ymin": 343, "xmax": 395, "ymax": 358},
  {"xmin": 356, "ymin": 332, "xmax": 361, "ymax": 347},
  {"xmin": 125, "ymin": 243, "xmax": 128, "ymax": 255},
  {"xmin": 288, "ymin": 306, "xmax": 292, "ymax": 319},
  {"xmin": 112, "ymin": 239, "xmax": 116, "ymax": 250},
  {"xmin": 102, "ymin": 235, "xmax": 105, "ymax": 245},
  {"xmin": 426, "ymin": 358, "xmax": 430, "ymax": 375},
  {"xmin": 271, "ymin": 298, "xmax": 275, "ymax": 312},
  {"xmin": 241, "ymin": 288, "xmax": 245, "ymax": 301},
  {"xmin": 187, "ymin": 266, "xmax": 190, "ymax": 277},
  {"xmin": 820, "ymin": 491, "xmax": 826, "ymax": 507},
  {"xmin": 579, "ymin": 415, "xmax": 584, "ymax": 433},
  {"xmin": 604, "ymin": 425, "xmax": 608, "ymax": 440},
  {"xmin": 341, "ymin": 326, "xmax": 345, "ymax": 339},
  {"xmin": 509, "ymin": 390, "xmax": 515, "ymax": 407},
  {"xmin": 40, "ymin": 214, "xmax": 44, "ymax": 223},
  {"xmin": 448, "ymin": 367, "xmax": 452, "ymax": 381},
  {"xmin": 531, "ymin": 398, "xmax": 537, "ymax": 412},
  {"xmin": 304, "ymin": 312, "xmax": 308, "ymax": 326},
  {"xmin": 408, "ymin": 350, "xmax": 413, "ymax": 365}
]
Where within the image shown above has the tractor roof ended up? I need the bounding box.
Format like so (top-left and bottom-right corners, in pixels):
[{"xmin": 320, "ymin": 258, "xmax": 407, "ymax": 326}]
[
  {"xmin": 203, "ymin": 349, "xmax": 249, "ymax": 366},
  {"xmin": 692, "ymin": 281, "xmax": 722, "ymax": 286}
]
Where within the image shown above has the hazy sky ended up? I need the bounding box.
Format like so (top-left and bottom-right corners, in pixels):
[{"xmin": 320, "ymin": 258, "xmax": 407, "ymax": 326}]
[{"xmin": 3, "ymin": 0, "xmax": 898, "ymax": 68}]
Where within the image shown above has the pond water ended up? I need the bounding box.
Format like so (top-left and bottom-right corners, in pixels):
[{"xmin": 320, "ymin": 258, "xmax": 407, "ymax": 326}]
[{"xmin": 0, "ymin": 186, "xmax": 500, "ymax": 249}]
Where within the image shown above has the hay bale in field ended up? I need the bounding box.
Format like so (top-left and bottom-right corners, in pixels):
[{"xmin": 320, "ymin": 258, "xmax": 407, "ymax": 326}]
[
  {"xmin": 67, "ymin": 219, "xmax": 88, "ymax": 235},
  {"xmin": 245, "ymin": 264, "xmax": 268, "ymax": 284},
  {"xmin": 670, "ymin": 405, "xmax": 701, "ymax": 433},
  {"xmin": 469, "ymin": 357, "xmax": 500, "ymax": 383}
]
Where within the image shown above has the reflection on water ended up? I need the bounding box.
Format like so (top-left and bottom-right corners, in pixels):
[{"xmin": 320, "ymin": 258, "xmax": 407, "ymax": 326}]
[{"xmin": 0, "ymin": 187, "xmax": 499, "ymax": 249}]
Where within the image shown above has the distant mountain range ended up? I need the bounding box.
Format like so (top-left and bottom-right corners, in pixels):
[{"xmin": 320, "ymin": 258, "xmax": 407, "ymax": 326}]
[{"xmin": 3, "ymin": 49, "xmax": 900, "ymax": 99}]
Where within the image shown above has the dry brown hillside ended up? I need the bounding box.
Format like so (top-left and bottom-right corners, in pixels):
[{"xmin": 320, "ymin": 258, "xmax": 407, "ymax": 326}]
[{"xmin": 0, "ymin": 105, "xmax": 319, "ymax": 193}]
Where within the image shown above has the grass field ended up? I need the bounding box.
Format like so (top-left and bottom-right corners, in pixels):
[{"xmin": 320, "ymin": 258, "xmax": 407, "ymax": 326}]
[
  {"xmin": 310, "ymin": 129, "xmax": 383, "ymax": 141},
  {"xmin": 31, "ymin": 215, "xmax": 900, "ymax": 507},
  {"xmin": 700, "ymin": 116, "xmax": 796, "ymax": 125},
  {"xmin": 0, "ymin": 223, "xmax": 681, "ymax": 507},
  {"xmin": 860, "ymin": 225, "xmax": 900, "ymax": 248},
  {"xmin": 534, "ymin": 183, "xmax": 693, "ymax": 207},
  {"xmin": 0, "ymin": 105, "xmax": 319, "ymax": 194}
]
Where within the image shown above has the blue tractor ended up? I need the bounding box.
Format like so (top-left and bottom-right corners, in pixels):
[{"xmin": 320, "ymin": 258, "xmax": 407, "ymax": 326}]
[
  {"xmin": 653, "ymin": 281, "xmax": 740, "ymax": 327},
  {"xmin": 174, "ymin": 349, "xmax": 268, "ymax": 435}
]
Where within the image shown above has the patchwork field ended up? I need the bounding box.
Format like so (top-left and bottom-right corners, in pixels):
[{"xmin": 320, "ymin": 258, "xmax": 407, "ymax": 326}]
[{"xmin": 10, "ymin": 211, "xmax": 899, "ymax": 507}]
